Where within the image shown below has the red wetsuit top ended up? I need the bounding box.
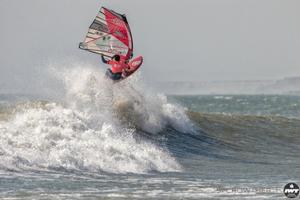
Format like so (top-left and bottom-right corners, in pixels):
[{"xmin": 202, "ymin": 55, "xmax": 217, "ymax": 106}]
[{"xmin": 108, "ymin": 60, "xmax": 128, "ymax": 73}]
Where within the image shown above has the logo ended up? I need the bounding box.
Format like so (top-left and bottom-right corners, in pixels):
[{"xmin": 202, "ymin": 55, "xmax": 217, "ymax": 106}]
[
  {"xmin": 114, "ymin": 30, "xmax": 125, "ymax": 39},
  {"xmin": 131, "ymin": 60, "xmax": 141, "ymax": 67},
  {"xmin": 112, "ymin": 18, "xmax": 123, "ymax": 26},
  {"xmin": 284, "ymin": 183, "xmax": 299, "ymax": 198}
]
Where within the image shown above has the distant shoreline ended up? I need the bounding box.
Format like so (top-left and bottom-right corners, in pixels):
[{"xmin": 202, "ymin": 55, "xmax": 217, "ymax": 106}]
[{"xmin": 152, "ymin": 77, "xmax": 300, "ymax": 95}]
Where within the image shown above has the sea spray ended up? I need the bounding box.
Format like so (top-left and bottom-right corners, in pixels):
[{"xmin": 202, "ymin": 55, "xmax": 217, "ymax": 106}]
[{"xmin": 0, "ymin": 61, "xmax": 197, "ymax": 174}]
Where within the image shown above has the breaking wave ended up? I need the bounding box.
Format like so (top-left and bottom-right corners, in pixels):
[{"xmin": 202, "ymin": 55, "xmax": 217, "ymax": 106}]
[{"xmin": 0, "ymin": 62, "xmax": 194, "ymax": 174}]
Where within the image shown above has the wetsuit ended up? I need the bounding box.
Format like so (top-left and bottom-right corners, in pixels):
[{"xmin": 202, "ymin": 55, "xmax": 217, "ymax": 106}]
[{"xmin": 102, "ymin": 56, "xmax": 128, "ymax": 80}]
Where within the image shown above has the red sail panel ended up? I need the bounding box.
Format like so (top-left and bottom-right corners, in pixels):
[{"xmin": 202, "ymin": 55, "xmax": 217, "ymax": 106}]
[{"xmin": 103, "ymin": 8, "xmax": 133, "ymax": 60}]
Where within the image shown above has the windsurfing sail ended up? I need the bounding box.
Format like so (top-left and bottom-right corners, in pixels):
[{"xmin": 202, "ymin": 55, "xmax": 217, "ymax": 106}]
[{"xmin": 79, "ymin": 7, "xmax": 133, "ymax": 60}]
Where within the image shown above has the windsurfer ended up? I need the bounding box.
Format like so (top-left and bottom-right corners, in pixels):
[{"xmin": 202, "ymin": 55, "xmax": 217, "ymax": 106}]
[
  {"xmin": 102, "ymin": 55, "xmax": 129, "ymax": 81},
  {"xmin": 79, "ymin": 7, "xmax": 143, "ymax": 82}
]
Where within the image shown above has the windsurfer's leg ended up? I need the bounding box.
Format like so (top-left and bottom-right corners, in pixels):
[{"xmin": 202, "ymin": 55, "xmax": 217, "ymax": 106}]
[
  {"xmin": 112, "ymin": 73, "xmax": 122, "ymax": 80},
  {"xmin": 105, "ymin": 68, "xmax": 113, "ymax": 79},
  {"xmin": 105, "ymin": 69, "xmax": 122, "ymax": 80}
]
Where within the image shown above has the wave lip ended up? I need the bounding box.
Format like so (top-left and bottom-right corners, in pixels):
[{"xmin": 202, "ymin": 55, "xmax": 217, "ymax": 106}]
[{"xmin": 0, "ymin": 101, "xmax": 182, "ymax": 174}]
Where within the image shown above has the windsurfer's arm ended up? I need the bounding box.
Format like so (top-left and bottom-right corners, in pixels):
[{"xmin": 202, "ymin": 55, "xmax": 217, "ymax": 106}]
[{"xmin": 101, "ymin": 55, "xmax": 108, "ymax": 64}]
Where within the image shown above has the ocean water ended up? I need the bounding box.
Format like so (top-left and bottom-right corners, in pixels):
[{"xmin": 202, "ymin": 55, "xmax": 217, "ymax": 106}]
[
  {"xmin": 171, "ymin": 95, "xmax": 300, "ymax": 119},
  {"xmin": 0, "ymin": 66, "xmax": 299, "ymax": 199}
]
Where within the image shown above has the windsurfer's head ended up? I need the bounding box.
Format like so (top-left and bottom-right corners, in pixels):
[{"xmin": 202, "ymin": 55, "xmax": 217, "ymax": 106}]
[{"xmin": 113, "ymin": 55, "xmax": 120, "ymax": 62}]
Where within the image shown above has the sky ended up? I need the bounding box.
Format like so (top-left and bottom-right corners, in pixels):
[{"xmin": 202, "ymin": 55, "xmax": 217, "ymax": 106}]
[{"xmin": 0, "ymin": 0, "xmax": 300, "ymax": 92}]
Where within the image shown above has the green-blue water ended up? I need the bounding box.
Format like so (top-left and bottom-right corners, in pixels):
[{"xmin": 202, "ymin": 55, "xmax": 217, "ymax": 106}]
[{"xmin": 171, "ymin": 95, "xmax": 300, "ymax": 119}]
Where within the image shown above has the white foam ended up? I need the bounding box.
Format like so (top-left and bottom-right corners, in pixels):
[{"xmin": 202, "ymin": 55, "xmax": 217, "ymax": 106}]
[{"xmin": 0, "ymin": 60, "xmax": 194, "ymax": 174}]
